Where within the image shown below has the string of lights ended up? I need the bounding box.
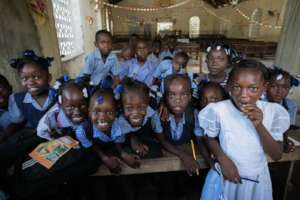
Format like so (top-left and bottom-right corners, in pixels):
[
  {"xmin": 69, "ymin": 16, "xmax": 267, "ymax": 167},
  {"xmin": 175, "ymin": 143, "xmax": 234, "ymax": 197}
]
[
  {"xmin": 234, "ymin": 7, "xmax": 282, "ymax": 29},
  {"xmin": 94, "ymin": 0, "xmax": 192, "ymax": 12}
]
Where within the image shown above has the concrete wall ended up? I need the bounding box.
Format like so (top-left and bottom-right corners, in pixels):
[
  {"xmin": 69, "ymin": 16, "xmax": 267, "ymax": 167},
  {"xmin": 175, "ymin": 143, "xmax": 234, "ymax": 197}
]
[
  {"xmin": 0, "ymin": 0, "xmax": 102, "ymax": 92},
  {"xmin": 0, "ymin": 0, "xmax": 43, "ymax": 91},
  {"xmin": 0, "ymin": 0, "xmax": 62, "ymax": 91},
  {"xmin": 111, "ymin": 0, "xmax": 287, "ymax": 41}
]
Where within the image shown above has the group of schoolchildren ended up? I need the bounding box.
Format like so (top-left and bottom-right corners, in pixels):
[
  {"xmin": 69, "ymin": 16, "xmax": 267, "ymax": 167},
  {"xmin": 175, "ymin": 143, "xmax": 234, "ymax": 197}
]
[{"xmin": 0, "ymin": 29, "xmax": 298, "ymax": 200}]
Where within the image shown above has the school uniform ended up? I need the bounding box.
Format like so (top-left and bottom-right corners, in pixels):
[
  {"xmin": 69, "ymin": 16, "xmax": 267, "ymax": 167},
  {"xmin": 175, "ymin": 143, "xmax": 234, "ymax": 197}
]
[
  {"xmin": 0, "ymin": 109, "xmax": 10, "ymax": 132},
  {"xmin": 119, "ymin": 58, "xmax": 156, "ymax": 86},
  {"xmin": 282, "ymin": 98, "xmax": 298, "ymax": 125},
  {"xmin": 19, "ymin": 118, "xmax": 100, "ymax": 198},
  {"xmin": 76, "ymin": 120, "xmax": 125, "ymax": 151},
  {"xmin": 153, "ymin": 59, "xmax": 186, "ymax": 81},
  {"xmin": 37, "ymin": 104, "xmax": 83, "ymax": 140},
  {"xmin": 80, "ymin": 49, "xmax": 120, "ymax": 85},
  {"xmin": 161, "ymin": 107, "xmax": 202, "ymax": 145},
  {"xmin": 147, "ymin": 52, "xmax": 163, "ymax": 67},
  {"xmin": 7, "ymin": 90, "xmax": 55, "ymax": 128},
  {"xmin": 199, "ymin": 100, "xmax": 290, "ymax": 200},
  {"xmin": 0, "ymin": 90, "xmax": 55, "ymax": 170},
  {"xmin": 158, "ymin": 107, "xmax": 202, "ymax": 200},
  {"xmin": 160, "ymin": 49, "xmax": 181, "ymax": 60},
  {"xmin": 117, "ymin": 106, "xmax": 163, "ymax": 158}
]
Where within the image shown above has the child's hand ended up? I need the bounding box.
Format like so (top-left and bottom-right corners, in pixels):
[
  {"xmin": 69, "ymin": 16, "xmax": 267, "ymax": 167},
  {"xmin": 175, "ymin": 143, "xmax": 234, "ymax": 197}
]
[
  {"xmin": 130, "ymin": 136, "xmax": 149, "ymax": 157},
  {"xmin": 241, "ymin": 104, "xmax": 263, "ymax": 127},
  {"xmin": 102, "ymin": 156, "xmax": 122, "ymax": 174},
  {"xmin": 284, "ymin": 138, "xmax": 296, "ymax": 153},
  {"xmin": 180, "ymin": 153, "xmax": 200, "ymax": 176},
  {"xmin": 158, "ymin": 102, "xmax": 169, "ymax": 122},
  {"xmin": 218, "ymin": 155, "xmax": 241, "ymax": 183},
  {"xmin": 121, "ymin": 152, "xmax": 141, "ymax": 168}
]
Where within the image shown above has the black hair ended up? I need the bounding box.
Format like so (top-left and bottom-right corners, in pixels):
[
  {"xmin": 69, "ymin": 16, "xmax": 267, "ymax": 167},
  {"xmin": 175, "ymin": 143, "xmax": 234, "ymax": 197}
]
[
  {"xmin": 0, "ymin": 74, "xmax": 12, "ymax": 94},
  {"xmin": 198, "ymin": 82, "xmax": 227, "ymax": 108},
  {"xmin": 168, "ymin": 35, "xmax": 177, "ymax": 41},
  {"xmin": 95, "ymin": 29, "xmax": 112, "ymax": 41},
  {"xmin": 174, "ymin": 51, "xmax": 190, "ymax": 64},
  {"xmin": 136, "ymin": 38, "xmax": 149, "ymax": 45},
  {"xmin": 120, "ymin": 78, "xmax": 149, "ymax": 101},
  {"xmin": 164, "ymin": 74, "xmax": 191, "ymax": 94},
  {"xmin": 90, "ymin": 88, "xmax": 117, "ymax": 108},
  {"xmin": 268, "ymin": 67, "xmax": 299, "ymax": 87},
  {"xmin": 10, "ymin": 50, "xmax": 53, "ymax": 72},
  {"xmin": 228, "ymin": 59, "xmax": 269, "ymax": 84},
  {"xmin": 206, "ymin": 41, "xmax": 241, "ymax": 64},
  {"xmin": 152, "ymin": 39, "xmax": 162, "ymax": 47},
  {"xmin": 54, "ymin": 75, "xmax": 91, "ymax": 104}
]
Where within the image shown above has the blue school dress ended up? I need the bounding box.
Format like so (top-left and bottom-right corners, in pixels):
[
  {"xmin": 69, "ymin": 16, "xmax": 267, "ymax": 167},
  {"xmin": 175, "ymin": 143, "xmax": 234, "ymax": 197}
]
[
  {"xmin": 117, "ymin": 106, "xmax": 163, "ymax": 158},
  {"xmin": 119, "ymin": 58, "xmax": 156, "ymax": 86},
  {"xmin": 199, "ymin": 100, "xmax": 290, "ymax": 200},
  {"xmin": 79, "ymin": 49, "xmax": 120, "ymax": 85},
  {"xmin": 7, "ymin": 90, "xmax": 56, "ymax": 128},
  {"xmin": 161, "ymin": 107, "xmax": 202, "ymax": 145}
]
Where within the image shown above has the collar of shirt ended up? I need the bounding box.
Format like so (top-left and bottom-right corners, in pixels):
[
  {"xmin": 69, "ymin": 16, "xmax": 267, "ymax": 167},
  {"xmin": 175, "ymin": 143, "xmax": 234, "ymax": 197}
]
[
  {"xmin": 57, "ymin": 108, "xmax": 81, "ymax": 130},
  {"xmin": 92, "ymin": 120, "xmax": 122, "ymax": 142},
  {"xmin": 168, "ymin": 113, "xmax": 186, "ymax": 141},
  {"xmin": 95, "ymin": 49, "xmax": 116, "ymax": 63},
  {"xmin": 23, "ymin": 90, "xmax": 53, "ymax": 111},
  {"xmin": 119, "ymin": 106, "xmax": 156, "ymax": 133}
]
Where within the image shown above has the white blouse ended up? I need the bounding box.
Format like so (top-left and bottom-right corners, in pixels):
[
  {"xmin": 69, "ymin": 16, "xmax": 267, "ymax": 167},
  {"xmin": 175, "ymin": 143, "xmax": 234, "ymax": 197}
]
[{"xmin": 198, "ymin": 100, "xmax": 290, "ymax": 177}]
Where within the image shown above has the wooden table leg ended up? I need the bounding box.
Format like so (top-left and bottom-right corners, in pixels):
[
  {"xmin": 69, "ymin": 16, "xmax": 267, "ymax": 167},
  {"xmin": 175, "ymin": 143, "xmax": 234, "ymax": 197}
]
[{"xmin": 283, "ymin": 161, "xmax": 295, "ymax": 200}]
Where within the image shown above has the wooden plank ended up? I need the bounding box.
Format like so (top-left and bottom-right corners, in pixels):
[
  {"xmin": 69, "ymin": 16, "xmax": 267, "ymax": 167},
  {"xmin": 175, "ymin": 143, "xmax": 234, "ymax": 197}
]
[{"xmin": 94, "ymin": 132, "xmax": 300, "ymax": 176}]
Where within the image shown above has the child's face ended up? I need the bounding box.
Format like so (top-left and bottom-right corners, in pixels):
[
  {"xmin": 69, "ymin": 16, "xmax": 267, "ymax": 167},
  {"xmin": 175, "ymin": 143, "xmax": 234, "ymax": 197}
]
[
  {"xmin": 0, "ymin": 83, "xmax": 11, "ymax": 109},
  {"xmin": 168, "ymin": 38, "xmax": 177, "ymax": 50},
  {"xmin": 267, "ymin": 76, "xmax": 291, "ymax": 103},
  {"xmin": 89, "ymin": 95, "xmax": 116, "ymax": 133},
  {"xmin": 20, "ymin": 64, "xmax": 51, "ymax": 96},
  {"xmin": 201, "ymin": 88, "xmax": 223, "ymax": 107},
  {"xmin": 95, "ymin": 34, "xmax": 112, "ymax": 56},
  {"xmin": 229, "ymin": 70, "xmax": 265, "ymax": 109},
  {"xmin": 61, "ymin": 87, "xmax": 88, "ymax": 124},
  {"xmin": 207, "ymin": 49, "xmax": 228, "ymax": 76},
  {"xmin": 165, "ymin": 80, "xmax": 191, "ymax": 116},
  {"xmin": 136, "ymin": 42, "xmax": 149, "ymax": 61},
  {"xmin": 172, "ymin": 56, "xmax": 187, "ymax": 71},
  {"xmin": 152, "ymin": 43, "xmax": 161, "ymax": 55},
  {"xmin": 121, "ymin": 49, "xmax": 132, "ymax": 61},
  {"xmin": 122, "ymin": 91, "xmax": 148, "ymax": 127}
]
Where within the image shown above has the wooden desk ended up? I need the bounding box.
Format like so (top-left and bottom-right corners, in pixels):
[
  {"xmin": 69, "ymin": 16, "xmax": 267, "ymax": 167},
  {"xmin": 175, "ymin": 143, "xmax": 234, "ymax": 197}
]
[{"xmin": 94, "ymin": 131, "xmax": 300, "ymax": 176}]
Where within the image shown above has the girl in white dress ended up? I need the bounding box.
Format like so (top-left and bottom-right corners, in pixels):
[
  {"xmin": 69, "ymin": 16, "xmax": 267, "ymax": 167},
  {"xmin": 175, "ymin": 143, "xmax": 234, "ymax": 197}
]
[{"xmin": 199, "ymin": 59, "xmax": 290, "ymax": 200}]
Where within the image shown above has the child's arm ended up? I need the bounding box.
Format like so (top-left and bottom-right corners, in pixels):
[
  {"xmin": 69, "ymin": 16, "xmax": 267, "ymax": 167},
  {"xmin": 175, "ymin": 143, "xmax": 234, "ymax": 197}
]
[
  {"xmin": 156, "ymin": 134, "xmax": 199, "ymax": 175},
  {"xmin": 206, "ymin": 136, "xmax": 241, "ymax": 183},
  {"xmin": 128, "ymin": 134, "xmax": 149, "ymax": 157},
  {"xmin": 242, "ymin": 104, "xmax": 283, "ymax": 161},
  {"xmin": 115, "ymin": 143, "xmax": 140, "ymax": 168},
  {"xmin": 92, "ymin": 144, "xmax": 122, "ymax": 174},
  {"xmin": 196, "ymin": 136, "xmax": 214, "ymax": 168}
]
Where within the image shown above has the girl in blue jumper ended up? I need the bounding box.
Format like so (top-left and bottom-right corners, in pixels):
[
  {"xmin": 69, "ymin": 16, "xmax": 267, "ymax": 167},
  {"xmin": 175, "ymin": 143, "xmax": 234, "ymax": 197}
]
[
  {"xmin": 76, "ymin": 88, "xmax": 140, "ymax": 174},
  {"xmin": 0, "ymin": 50, "xmax": 55, "ymax": 181},
  {"xmin": 117, "ymin": 78, "xmax": 163, "ymax": 158},
  {"xmin": 265, "ymin": 68, "xmax": 299, "ymax": 152},
  {"xmin": 15, "ymin": 77, "xmax": 99, "ymax": 200}
]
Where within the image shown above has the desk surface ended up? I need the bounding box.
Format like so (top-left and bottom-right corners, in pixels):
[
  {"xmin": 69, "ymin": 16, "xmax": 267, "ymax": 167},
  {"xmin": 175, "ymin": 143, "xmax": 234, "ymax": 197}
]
[{"xmin": 94, "ymin": 131, "xmax": 300, "ymax": 176}]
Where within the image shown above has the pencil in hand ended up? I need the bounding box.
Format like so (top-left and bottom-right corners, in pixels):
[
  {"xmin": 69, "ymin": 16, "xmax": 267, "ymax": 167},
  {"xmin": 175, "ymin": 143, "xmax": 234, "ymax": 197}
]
[{"xmin": 190, "ymin": 139, "xmax": 199, "ymax": 176}]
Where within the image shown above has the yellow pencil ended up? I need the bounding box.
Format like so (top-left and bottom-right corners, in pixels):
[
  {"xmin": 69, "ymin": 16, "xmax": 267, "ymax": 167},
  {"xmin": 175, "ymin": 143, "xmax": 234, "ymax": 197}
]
[{"xmin": 190, "ymin": 139, "xmax": 199, "ymax": 176}]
